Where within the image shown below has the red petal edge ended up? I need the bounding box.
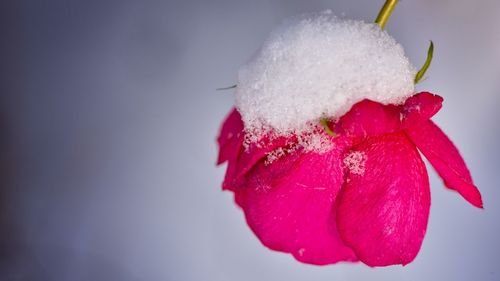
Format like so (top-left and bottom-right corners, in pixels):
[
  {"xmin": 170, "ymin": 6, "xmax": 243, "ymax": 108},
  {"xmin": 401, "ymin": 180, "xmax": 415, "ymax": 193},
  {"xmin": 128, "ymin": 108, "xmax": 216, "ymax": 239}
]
[
  {"xmin": 405, "ymin": 120, "xmax": 483, "ymax": 208},
  {"xmin": 217, "ymin": 108, "xmax": 244, "ymax": 165},
  {"xmin": 402, "ymin": 92, "xmax": 443, "ymax": 128},
  {"xmin": 217, "ymin": 108, "xmax": 298, "ymax": 190},
  {"xmin": 216, "ymin": 109, "xmax": 245, "ymax": 190},
  {"xmin": 336, "ymin": 133, "xmax": 430, "ymax": 266}
]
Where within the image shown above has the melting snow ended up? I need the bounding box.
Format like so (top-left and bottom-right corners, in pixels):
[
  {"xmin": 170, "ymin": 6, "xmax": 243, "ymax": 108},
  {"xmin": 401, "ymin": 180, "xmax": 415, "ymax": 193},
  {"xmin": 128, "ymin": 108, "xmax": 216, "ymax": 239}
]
[{"xmin": 343, "ymin": 151, "xmax": 367, "ymax": 175}]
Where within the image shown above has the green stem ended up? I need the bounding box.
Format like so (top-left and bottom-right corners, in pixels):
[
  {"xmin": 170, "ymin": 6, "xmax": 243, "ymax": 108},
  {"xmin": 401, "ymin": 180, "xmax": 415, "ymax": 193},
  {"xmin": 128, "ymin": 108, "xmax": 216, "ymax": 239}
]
[{"xmin": 375, "ymin": 0, "xmax": 399, "ymax": 29}]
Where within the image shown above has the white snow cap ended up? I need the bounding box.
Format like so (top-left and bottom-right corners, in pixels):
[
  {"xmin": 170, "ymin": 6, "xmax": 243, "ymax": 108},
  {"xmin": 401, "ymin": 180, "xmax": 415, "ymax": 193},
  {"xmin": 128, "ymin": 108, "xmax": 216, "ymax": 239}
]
[{"xmin": 236, "ymin": 10, "xmax": 416, "ymax": 140}]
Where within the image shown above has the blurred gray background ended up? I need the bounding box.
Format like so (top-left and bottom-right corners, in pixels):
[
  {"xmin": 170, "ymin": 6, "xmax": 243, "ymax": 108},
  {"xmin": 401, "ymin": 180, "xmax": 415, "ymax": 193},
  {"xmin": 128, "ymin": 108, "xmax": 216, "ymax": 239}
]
[{"xmin": 1, "ymin": 0, "xmax": 499, "ymax": 280}]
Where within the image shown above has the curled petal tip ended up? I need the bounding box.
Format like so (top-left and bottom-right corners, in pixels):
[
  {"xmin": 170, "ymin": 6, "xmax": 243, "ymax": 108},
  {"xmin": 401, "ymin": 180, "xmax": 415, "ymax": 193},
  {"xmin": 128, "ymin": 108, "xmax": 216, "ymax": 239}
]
[{"xmin": 405, "ymin": 120, "xmax": 483, "ymax": 209}]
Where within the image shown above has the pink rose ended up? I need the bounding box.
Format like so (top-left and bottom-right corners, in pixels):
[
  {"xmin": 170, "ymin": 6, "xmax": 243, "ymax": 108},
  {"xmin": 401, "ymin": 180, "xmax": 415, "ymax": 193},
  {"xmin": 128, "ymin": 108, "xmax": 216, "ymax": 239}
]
[{"xmin": 217, "ymin": 92, "xmax": 482, "ymax": 266}]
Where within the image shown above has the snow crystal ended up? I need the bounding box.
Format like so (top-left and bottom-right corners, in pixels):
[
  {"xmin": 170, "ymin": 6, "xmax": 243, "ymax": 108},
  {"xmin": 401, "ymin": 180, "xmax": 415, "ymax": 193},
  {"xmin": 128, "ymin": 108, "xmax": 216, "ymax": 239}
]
[
  {"xmin": 265, "ymin": 147, "xmax": 287, "ymax": 165},
  {"xmin": 263, "ymin": 131, "xmax": 332, "ymax": 165},
  {"xmin": 235, "ymin": 10, "xmax": 416, "ymax": 151},
  {"xmin": 343, "ymin": 151, "xmax": 367, "ymax": 175}
]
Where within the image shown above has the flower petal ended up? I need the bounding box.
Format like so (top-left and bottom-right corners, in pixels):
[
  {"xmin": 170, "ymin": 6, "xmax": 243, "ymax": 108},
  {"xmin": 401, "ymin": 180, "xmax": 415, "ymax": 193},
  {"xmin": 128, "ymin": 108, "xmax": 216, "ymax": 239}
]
[
  {"xmin": 402, "ymin": 92, "xmax": 443, "ymax": 128},
  {"xmin": 405, "ymin": 120, "xmax": 483, "ymax": 208},
  {"xmin": 336, "ymin": 99, "xmax": 401, "ymax": 138},
  {"xmin": 236, "ymin": 137, "xmax": 358, "ymax": 265},
  {"xmin": 217, "ymin": 108, "xmax": 244, "ymax": 165},
  {"xmin": 216, "ymin": 109, "xmax": 294, "ymax": 190},
  {"xmin": 235, "ymin": 136, "xmax": 294, "ymax": 180},
  {"xmin": 216, "ymin": 109, "xmax": 245, "ymax": 190},
  {"xmin": 336, "ymin": 133, "xmax": 430, "ymax": 266}
]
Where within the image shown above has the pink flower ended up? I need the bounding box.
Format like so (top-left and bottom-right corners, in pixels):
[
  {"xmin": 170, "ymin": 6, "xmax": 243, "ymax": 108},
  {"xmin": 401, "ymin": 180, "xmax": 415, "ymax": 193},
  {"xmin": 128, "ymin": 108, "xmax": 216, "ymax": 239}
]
[{"xmin": 216, "ymin": 92, "xmax": 482, "ymax": 267}]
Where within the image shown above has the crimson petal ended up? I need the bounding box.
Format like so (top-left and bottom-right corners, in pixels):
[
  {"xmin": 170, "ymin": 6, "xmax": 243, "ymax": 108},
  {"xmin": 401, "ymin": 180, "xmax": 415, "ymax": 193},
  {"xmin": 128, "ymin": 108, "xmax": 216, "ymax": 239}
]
[
  {"xmin": 405, "ymin": 120, "xmax": 483, "ymax": 208},
  {"xmin": 336, "ymin": 99, "xmax": 401, "ymax": 138},
  {"xmin": 236, "ymin": 137, "xmax": 358, "ymax": 265},
  {"xmin": 217, "ymin": 108, "xmax": 244, "ymax": 165},
  {"xmin": 336, "ymin": 133, "xmax": 430, "ymax": 266},
  {"xmin": 235, "ymin": 136, "xmax": 294, "ymax": 180},
  {"xmin": 402, "ymin": 92, "xmax": 443, "ymax": 128},
  {"xmin": 216, "ymin": 109, "xmax": 294, "ymax": 190},
  {"xmin": 216, "ymin": 109, "xmax": 245, "ymax": 190}
]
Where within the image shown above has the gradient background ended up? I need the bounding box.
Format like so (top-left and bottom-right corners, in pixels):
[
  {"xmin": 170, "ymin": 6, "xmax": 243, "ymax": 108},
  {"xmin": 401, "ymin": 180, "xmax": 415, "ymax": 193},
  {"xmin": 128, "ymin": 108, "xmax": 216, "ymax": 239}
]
[{"xmin": 1, "ymin": 0, "xmax": 499, "ymax": 280}]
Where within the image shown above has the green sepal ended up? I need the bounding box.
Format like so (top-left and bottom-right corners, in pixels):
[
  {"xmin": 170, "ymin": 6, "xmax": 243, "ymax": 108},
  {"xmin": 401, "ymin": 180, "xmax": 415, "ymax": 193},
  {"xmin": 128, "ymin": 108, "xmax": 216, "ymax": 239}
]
[{"xmin": 414, "ymin": 41, "xmax": 434, "ymax": 84}]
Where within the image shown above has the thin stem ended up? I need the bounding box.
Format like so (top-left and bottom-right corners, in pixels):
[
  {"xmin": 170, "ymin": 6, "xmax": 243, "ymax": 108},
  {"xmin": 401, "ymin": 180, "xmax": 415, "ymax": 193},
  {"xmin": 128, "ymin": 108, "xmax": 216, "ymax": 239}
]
[
  {"xmin": 216, "ymin": 84, "xmax": 237, "ymax": 91},
  {"xmin": 374, "ymin": 0, "xmax": 399, "ymax": 29}
]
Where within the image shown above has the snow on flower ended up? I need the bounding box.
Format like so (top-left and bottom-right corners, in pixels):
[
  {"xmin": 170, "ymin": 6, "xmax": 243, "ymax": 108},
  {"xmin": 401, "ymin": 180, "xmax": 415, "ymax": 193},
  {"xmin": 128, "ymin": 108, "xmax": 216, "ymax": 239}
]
[
  {"xmin": 216, "ymin": 11, "xmax": 482, "ymax": 267},
  {"xmin": 236, "ymin": 10, "xmax": 416, "ymax": 143}
]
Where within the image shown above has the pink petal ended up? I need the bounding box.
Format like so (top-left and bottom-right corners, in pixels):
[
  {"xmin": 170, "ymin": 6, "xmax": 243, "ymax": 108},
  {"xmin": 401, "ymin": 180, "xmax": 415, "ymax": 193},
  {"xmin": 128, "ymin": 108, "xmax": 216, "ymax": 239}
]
[
  {"xmin": 236, "ymin": 136, "xmax": 358, "ymax": 265},
  {"xmin": 217, "ymin": 108, "xmax": 244, "ymax": 165},
  {"xmin": 235, "ymin": 135, "xmax": 295, "ymax": 180},
  {"xmin": 216, "ymin": 109, "xmax": 245, "ymax": 191},
  {"xmin": 336, "ymin": 133, "xmax": 430, "ymax": 266},
  {"xmin": 216, "ymin": 109, "xmax": 298, "ymax": 190},
  {"xmin": 402, "ymin": 92, "xmax": 443, "ymax": 128},
  {"xmin": 225, "ymin": 135, "xmax": 297, "ymax": 191},
  {"xmin": 405, "ymin": 120, "xmax": 483, "ymax": 208},
  {"xmin": 222, "ymin": 157, "xmax": 242, "ymax": 191},
  {"xmin": 336, "ymin": 99, "xmax": 401, "ymax": 138}
]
